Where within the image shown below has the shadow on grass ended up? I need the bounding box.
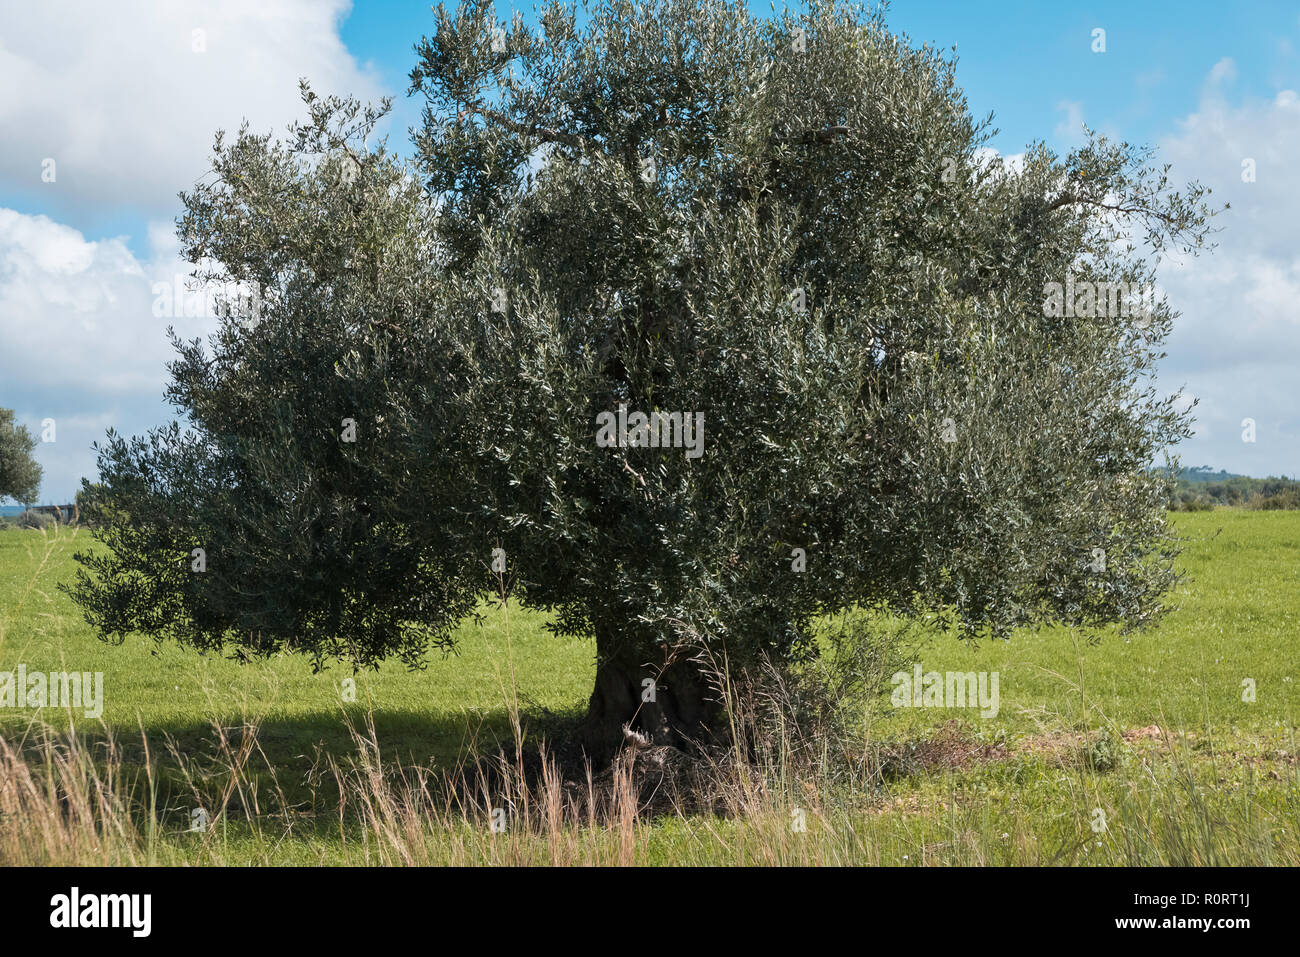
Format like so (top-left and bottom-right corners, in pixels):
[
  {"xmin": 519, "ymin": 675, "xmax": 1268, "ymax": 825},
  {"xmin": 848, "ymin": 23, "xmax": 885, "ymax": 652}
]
[{"xmin": 2, "ymin": 701, "xmax": 589, "ymax": 820}]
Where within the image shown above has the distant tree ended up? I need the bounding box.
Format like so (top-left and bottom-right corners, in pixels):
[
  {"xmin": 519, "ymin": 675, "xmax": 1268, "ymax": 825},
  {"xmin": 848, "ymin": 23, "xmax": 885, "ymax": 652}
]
[
  {"xmin": 0, "ymin": 408, "xmax": 42, "ymax": 505},
  {"xmin": 1170, "ymin": 472, "xmax": 1300, "ymax": 510},
  {"xmin": 68, "ymin": 0, "xmax": 1218, "ymax": 758}
]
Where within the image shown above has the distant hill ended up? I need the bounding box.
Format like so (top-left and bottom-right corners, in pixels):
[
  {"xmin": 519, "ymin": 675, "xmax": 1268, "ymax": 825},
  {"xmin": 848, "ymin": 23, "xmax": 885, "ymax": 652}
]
[{"xmin": 1168, "ymin": 466, "xmax": 1247, "ymax": 484}]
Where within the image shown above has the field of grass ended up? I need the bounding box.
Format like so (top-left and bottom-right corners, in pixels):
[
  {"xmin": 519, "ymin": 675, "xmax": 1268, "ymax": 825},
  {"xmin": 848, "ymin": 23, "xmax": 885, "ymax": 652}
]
[{"xmin": 2, "ymin": 510, "xmax": 1298, "ymax": 865}]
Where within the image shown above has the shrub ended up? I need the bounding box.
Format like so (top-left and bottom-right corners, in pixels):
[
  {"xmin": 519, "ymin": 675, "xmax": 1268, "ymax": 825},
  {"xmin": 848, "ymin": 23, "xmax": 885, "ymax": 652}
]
[
  {"xmin": 1253, "ymin": 492, "xmax": 1300, "ymax": 511},
  {"xmin": 14, "ymin": 510, "xmax": 53, "ymax": 530},
  {"xmin": 1082, "ymin": 729, "xmax": 1124, "ymax": 773}
]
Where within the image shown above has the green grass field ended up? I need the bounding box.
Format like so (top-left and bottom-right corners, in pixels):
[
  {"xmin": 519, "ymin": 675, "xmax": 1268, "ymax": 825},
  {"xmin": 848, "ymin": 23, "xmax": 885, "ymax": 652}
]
[{"xmin": 2, "ymin": 510, "xmax": 1298, "ymax": 865}]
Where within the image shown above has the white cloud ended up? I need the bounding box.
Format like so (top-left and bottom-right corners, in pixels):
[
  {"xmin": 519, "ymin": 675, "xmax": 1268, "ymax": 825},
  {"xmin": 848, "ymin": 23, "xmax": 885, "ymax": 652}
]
[
  {"xmin": 0, "ymin": 0, "xmax": 382, "ymax": 216},
  {"xmin": 1156, "ymin": 71, "xmax": 1300, "ymax": 476},
  {"xmin": 0, "ymin": 209, "xmax": 216, "ymax": 501},
  {"xmin": 974, "ymin": 147, "xmax": 1025, "ymax": 174},
  {"xmin": 1205, "ymin": 57, "xmax": 1238, "ymax": 89},
  {"xmin": 0, "ymin": 0, "xmax": 383, "ymax": 501},
  {"xmin": 1054, "ymin": 100, "xmax": 1087, "ymax": 146},
  {"xmin": 0, "ymin": 209, "xmax": 195, "ymax": 393}
]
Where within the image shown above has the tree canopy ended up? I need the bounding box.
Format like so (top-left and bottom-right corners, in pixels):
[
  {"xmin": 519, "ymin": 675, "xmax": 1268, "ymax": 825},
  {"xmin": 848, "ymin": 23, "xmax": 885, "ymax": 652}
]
[
  {"xmin": 68, "ymin": 0, "xmax": 1218, "ymax": 755},
  {"xmin": 0, "ymin": 408, "xmax": 42, "ymax": 506}
]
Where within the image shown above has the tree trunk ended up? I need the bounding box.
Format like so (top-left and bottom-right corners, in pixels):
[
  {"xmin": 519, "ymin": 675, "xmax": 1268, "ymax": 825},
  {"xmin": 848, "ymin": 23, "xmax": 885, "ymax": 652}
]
[{"xmin": 580, "ymin": 622, "xmax": 720, "ymax": 763}]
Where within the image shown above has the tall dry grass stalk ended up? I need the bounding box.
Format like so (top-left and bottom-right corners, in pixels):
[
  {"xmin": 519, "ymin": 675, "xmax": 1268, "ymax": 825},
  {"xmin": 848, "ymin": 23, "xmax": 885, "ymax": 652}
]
[{"xmin": 0, "ymin": 723, "xmax": 149, "ymax": 865}]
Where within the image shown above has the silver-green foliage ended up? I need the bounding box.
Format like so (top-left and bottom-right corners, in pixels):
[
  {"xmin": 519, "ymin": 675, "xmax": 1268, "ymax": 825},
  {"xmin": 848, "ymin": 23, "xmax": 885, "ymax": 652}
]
[
  {"xmin": 0, "ymin": 408, "xmax": 42, "ymax": 506},
  {"xmin": 69, "ymin": 1, "xmax": 1217, "ymax": 698}
]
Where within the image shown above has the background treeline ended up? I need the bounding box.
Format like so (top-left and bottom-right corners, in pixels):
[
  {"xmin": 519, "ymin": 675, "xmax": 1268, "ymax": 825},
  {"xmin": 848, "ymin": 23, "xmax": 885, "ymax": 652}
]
[
  {"xmin": 7, "ymin": 470, "xmax": 1299, "ymax": 528},
  {"xmin": 1165, "ymin": 466, "xmax": 1300, "ymax": 511}
]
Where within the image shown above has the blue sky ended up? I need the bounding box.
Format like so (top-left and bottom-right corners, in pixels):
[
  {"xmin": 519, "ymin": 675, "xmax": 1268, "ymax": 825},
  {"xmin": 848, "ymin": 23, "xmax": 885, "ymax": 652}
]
[
  {"xmin": 1, "ymin": 0, "xmax": 1299, "ymax": 501},
  {"xmin": 336, "ymin": 0, "xmax": 1300, "ymax": 163}
]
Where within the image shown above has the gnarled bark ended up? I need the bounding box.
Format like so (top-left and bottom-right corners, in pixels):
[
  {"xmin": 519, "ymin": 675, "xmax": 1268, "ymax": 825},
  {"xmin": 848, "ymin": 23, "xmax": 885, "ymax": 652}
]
[{"xmin": 580, "ymin": 623, "xmax": 721, "ymax": 762}]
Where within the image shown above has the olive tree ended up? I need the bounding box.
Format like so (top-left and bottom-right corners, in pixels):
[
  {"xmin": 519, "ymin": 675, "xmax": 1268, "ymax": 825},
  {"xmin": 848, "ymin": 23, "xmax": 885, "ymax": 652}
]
[
  {"xmin": 0, "ymin": 408, "xmax": 42, "ymax": 506},
  {"xmin": 69, "ymin": 0, "xmax": 1216, "ymax": 757}
]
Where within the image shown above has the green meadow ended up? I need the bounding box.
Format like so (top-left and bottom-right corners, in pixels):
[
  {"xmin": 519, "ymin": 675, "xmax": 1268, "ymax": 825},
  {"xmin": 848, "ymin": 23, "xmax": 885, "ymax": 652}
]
[{"xmin": 1, "ymin": 510, "xmax": 1298, "ymax": 865}]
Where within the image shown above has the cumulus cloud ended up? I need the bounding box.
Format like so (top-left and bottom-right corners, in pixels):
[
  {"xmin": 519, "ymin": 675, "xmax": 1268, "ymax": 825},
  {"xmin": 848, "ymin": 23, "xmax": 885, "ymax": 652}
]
[
  {"xmin": 0, "ymin": 209, "xmax": 215, "ymax": 501},
  {"xmin": 1054, "ymin": 100, "xmax": 1088, "ymax": 147},
  {"xmin": 0, "ymin": 0, "xmax": 383, "ymax": 218},
  {"xmin": 0, "ymin": 210, "xmax": 197, "ymax": 393},
  {"xmin": 973, "ymin": 147, "xmax": 1026, "ymax": 174},
  {"xmin": 1156, "ymin": 64, "xmax": 1300, "ymax": 476},
  {"xmin": 0, "ymin": 0, "xmax": 384, "ymax": 500}
]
